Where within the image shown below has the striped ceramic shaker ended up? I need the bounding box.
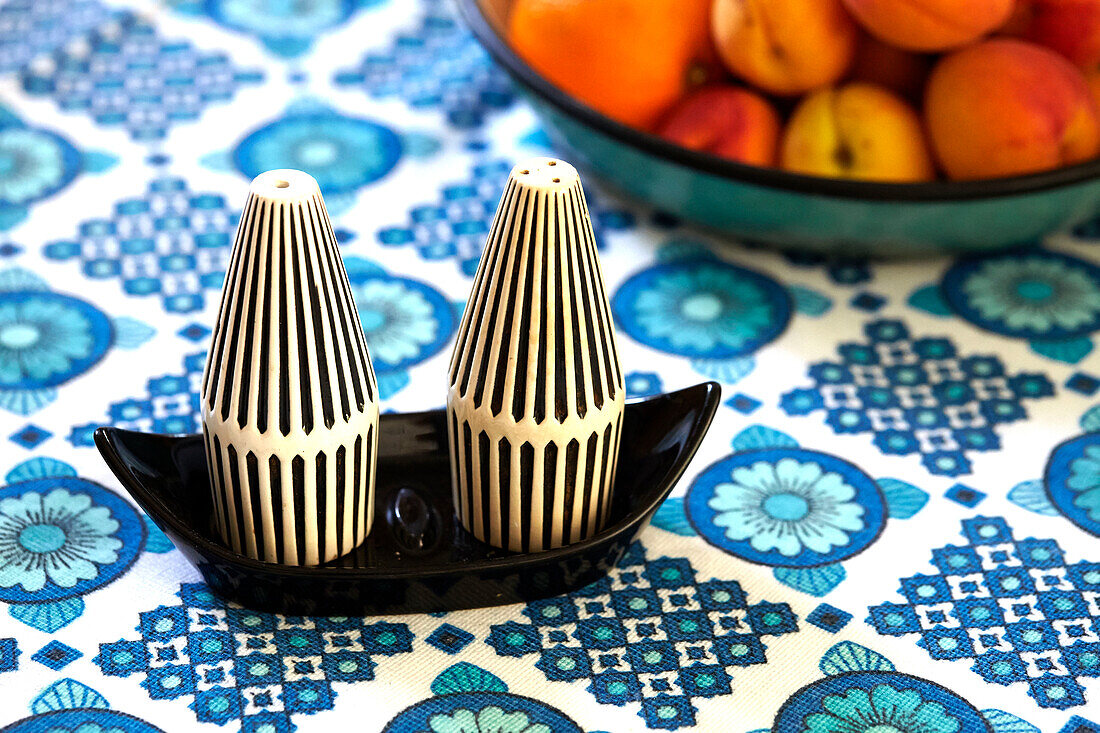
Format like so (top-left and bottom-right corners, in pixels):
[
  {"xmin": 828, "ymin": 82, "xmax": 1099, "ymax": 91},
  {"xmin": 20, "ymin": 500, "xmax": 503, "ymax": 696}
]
[
  {"xmin": 447, "ymin": 158, "xmax": 625, "ymax": 552},
  {"xmin": 201, "ymin": 169, "xmax": 379, "ymax": 566}
]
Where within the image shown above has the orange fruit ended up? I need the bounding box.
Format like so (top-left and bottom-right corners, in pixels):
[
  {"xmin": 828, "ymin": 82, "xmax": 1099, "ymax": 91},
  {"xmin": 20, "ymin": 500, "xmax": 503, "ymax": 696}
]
[{"xmin": 507, "ymin": 0, "xmax": 714, "ymax": 130}]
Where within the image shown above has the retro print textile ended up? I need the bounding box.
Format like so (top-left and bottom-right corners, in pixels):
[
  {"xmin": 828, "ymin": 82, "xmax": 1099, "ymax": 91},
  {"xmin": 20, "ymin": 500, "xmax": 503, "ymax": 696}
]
[{"xmin": 0, "ymin": 0, "xmax": 1098, "ymax": 731}]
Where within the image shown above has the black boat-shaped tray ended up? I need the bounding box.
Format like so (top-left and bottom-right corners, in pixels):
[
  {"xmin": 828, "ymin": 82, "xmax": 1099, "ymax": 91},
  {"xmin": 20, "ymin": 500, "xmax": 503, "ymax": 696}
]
[{"xmin": 94, "ymin": 381, "xmax": 720, "ymax": 616}]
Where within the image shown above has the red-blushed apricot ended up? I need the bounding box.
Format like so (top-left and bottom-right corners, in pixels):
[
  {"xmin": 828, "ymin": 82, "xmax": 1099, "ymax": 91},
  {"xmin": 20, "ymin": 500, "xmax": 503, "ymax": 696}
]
[
  {"xmin": 925, "ymin": 39, "xmax": 1100, "ymax": 180},
  {"xmin": 657, "ymin": 86, "xmax": 781, "ymax": 166}
]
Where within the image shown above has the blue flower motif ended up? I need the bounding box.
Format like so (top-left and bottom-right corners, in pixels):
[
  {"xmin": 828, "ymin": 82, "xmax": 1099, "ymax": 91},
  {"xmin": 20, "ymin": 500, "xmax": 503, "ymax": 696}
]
[
  {"xmin": 612, "ymin": 259, "xmax": 790, "ymax": 359},
  {"xmin": 233, "ymin": 110, "xmax": 402, "ymax": 197},
  {"xmin": 0, "ymin": 125, "xmax": 79, "ymax": 207},
  {"xmin": 383, "ymin": 692, "xmax": 582, "ymax": 733},
  {"xmin": 1069, "ymin": 445, "xmax": 1100, "ymax": 519},
  {"xmin": 773, "ymin": 672, "xmax": 990, "ymax": 733},
  {"xmin": 188, "ymin": 0, "xmax": 383, "ymax": 57},
  {"xmin": 350, "ymin": 276, "xmax": 453, "ymax": 372},
  {"xmin": 0, "ymin": 477, "xmax": 144, "ymax": 603},
  {"xmin": 343, "ymin": 260, "xmax": 455, "ymax": 400},
  {"xmin": 1046, "ymin": 433, "xmax": 1100, "ymax": 536},
  {"xmin": 687, "ymin": 448, "xmax": 886, "ymax": 567},
  {"xmin": 4, "ymin": 709, "xmax": 165, "ymax": 732},
  {"xmin": 0, "ymin": 291, "xmax": 112, "ymax": 389},
  {"xmin": 942, "ymin": 251, "xmax": 1100, "ymax": 340}
]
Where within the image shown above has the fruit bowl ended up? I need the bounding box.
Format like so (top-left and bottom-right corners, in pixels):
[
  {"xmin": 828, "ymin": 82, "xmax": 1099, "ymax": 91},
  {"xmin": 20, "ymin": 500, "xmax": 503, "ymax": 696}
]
[{"xmin": 458, "ymin": 0, "xmax": 1100, "ymax": 255}]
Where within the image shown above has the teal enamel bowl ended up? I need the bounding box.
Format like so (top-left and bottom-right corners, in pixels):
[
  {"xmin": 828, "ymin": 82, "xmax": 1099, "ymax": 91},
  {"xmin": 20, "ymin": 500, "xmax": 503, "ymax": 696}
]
[{"xmin": 457, "ymin": 0, "xmax": 1100, "ymax": 255}]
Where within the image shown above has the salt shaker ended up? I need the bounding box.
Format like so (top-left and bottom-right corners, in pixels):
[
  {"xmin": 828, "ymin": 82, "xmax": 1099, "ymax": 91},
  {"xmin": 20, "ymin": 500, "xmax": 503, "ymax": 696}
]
[
  {"xmin": 447, "ymin": 158, "xmax": 625, "ymax": 552},
  {"xmin": 201, "ymin": 169, "xmax": 379, "ymax": 566}
]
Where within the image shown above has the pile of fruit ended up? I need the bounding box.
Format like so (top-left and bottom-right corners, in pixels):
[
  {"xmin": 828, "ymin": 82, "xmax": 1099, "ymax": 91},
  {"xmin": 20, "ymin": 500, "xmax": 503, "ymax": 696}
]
[{"xmin": 496, "ymin": 0, "xmax": 1100, "ymax": 182}]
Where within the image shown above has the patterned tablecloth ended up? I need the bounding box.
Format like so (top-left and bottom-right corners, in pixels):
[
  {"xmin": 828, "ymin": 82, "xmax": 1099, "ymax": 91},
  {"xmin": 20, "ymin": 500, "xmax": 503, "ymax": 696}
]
[{"xmin": 1, "ymin": 1, "xmax": 1100, "ymax": 731}]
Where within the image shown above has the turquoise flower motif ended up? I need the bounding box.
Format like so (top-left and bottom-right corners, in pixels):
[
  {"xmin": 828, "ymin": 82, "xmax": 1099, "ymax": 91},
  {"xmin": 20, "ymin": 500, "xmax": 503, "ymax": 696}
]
[
  {"xmin": 686, "ymin": 439, "xmax": 889, "ymax": 576},
  {"xmin": 1067, "ymin": 443, "xmax": 1100, "ymax": 521},
  {"xmin": 170, "ymin": 0, "xmax": 383, "ymax": 57},
  {"xmin": 0, "ymin": 474, "xmax": 146, "ymax": 632},
  {"xmin": 0, "ymin": 126, "xmax": 76, "ymax": 206},
  {"xmin": 0, "ymin": 486, "xmax": 121, "ymax": 593},
  {"xmin": 0, "ymin": 269, "xmax": 150, "ymax": 416},
  {"xmin": 942, "ymin": 252, "xmax": 1100, "ymax": 340},
  {"xmin": 0, "ymin": 107, "xmax": 114, "ymax": 230},
  {"xmin": 622, "ymin": 262, "xmax": 784, "ymax": 357},
  {"xmin": 354, "ymin": 279, "xmax": 442, "ymax": 367},
  {"xmin": 426, "ymin": 706, "xmax": 552, "ymax": 733},
  {"xmin": 708, "ymin": 457, "xmax": 865, "ymax": 559},
  {"xmin": 344, "ymin": 258, "xmax": 455, "ymax": 399},
  {"xmin": 1045, "ymin": 433, "xmax": 1100, "ymax": 537},
  {"xmin": 0, "ymin": 292, "xmax": 110, "ymax": 389},
  {"xmin": 803, "ymin": 683, "xmax": 961, "ymax": 733},
  {"xmin": 233, "ymin": 109, "xmax": 402, "ymax": 202}
]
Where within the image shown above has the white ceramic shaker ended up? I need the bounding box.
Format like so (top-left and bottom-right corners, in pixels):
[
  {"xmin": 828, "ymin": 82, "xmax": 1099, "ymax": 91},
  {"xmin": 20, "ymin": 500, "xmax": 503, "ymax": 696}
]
[
  {"xmin": 447, "ymin": 158, "xmax": 625, "ymax": 552},
  {"xmin": 201, "ymin": 169, "xmax": 379, "ymax": 566}
]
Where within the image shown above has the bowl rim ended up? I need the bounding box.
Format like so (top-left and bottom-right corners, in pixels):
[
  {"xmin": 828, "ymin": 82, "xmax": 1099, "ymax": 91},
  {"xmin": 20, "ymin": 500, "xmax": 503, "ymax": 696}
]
[{"xmin": 457, "ymin": 0, "xmax": 1100, "ymax": 203}]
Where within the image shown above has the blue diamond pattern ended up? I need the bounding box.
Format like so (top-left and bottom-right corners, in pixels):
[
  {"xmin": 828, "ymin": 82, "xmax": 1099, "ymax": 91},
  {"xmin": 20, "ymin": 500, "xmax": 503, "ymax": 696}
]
[
  {"xmin": 0, "ymin": 0, "xmax": 117, "ymax": 73},
  {"xmin": 20, "ymin": 12, "xmax": 263, "ymax": 140},
  {"xmin": 850, "ymin": 292, "xmax": 887, "ymax": 312},
  {"xmin": 425, "ymin": 624, "xmax": 474, "ymax": 655},
  {"xmin": 95, "ymin": 584, "xmax": 414, "ymax": 728},
  {"xmin": 869, "ymin": 516, "xmax": 1100, "ymax": 711},
  {"xmin": 70, "ymin": 351, "xmax": 204, "ymax": 446},
  {"xmin": 32, "ymin": 641, "xmax": 82, "ymax": 670},
  {"xmin": 334, "ymin": 0, "xmax": 513, "ymax": 129},
  {"xmin": 805, "ymin": 604, "xmax": 853, "ymax": 633},
  {"xmin": 9, "ymin": 424, "xmax": 52, "ymax": 449},
  {"xmin": 487, "ymin": 542, "xmax": 799, "ymax": 730},
  {"xmin": 178, "ymin": 323, "xmax": 211, "ymax": 343},
  {"xmin": 1066, "ymin": 372, "xmax": 1100, "ymax": 397},
  {"xmin": 945, "ymin": 483, "xmax": 986, "ymax": 508},
  {"xmin": 45, "ymin": 179, "xmax": 238, "ymax": 314},
  {"xmin": 725, "ymin": 394, "xmax": 762, "ymax": 415},
  {"xmin": 781, "ymin": 320, "xmax": 1055, "ymax": 476}
]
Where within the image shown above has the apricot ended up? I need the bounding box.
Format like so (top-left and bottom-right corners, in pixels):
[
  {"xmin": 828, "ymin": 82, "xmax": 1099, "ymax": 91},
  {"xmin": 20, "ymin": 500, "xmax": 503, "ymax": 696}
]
[
  {"xmin": 925, "ymin": 39, "xmax": 1100, "ymax": 180},
  {"xmin": 841, "ymin": 0, "xmax": 1014, "ymax": 51},
  {"xmin": 508, "ymin": 0, "xmax": 712, "ymax": 129},
  {"xmin": 1014, "ymin": 0, "xmax": 1100, "ymax": 68},
  {"xmin": 711, "ymin": 0, "xmax": 858, "ymax": 96},
  {"xmin": 780, "ymin": 83, "xmax": 935, "ymax": 182},
  {"xmin": 656, "ymin": 86, "xmax": 780, "ymax": 166},
  {"xmin": 1088, "ymin": 67, "xmax": 1100, "ymax": 114},
  {"xmin": 850, "ymin": 35, "xmax": 931, "ymax": 102}
]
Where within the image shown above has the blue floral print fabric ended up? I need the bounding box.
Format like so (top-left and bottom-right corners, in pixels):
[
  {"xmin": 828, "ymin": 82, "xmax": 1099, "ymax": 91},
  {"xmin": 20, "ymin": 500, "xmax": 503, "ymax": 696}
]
[{"xmin": 0, "ymin": 1, "xmax": 1099, "ymax": 732}]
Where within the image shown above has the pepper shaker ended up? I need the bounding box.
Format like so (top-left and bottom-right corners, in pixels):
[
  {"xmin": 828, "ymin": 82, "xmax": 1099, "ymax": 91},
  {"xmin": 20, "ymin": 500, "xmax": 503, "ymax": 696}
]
[
  {"xmin": 447, "ymin": 158, "xmax": 625, "ymax": 552},
  {"xmin": 201, "ymin": 169, "xmax": 379, "ymax": 566}
]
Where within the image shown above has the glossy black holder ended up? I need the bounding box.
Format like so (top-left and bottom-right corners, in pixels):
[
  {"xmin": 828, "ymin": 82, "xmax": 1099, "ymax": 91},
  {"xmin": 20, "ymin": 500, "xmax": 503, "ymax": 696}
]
[{"xmin": 95, "ymin": 382, "xmax": 720, "ymax": 616}]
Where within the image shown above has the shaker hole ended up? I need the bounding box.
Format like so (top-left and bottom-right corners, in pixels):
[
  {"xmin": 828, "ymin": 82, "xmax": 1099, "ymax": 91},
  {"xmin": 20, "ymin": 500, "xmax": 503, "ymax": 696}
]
[
  {"xmin": 552, "ymin": 177, "xmax": 560, "ymax": 183},
  {"xmin": 274, "ymin": 180, "xmax": 290, "ymax": 189},
  {"xmin": 520, "ymin": 169, "xmax": 529, "ymax": 175},
  {"xmin": 547, "ymin": 161, "xmax": 557, "ymax": 166}
]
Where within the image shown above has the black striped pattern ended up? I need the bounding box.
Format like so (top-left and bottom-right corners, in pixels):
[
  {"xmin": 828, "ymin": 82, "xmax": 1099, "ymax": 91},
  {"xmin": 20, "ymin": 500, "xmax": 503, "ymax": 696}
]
[
  {"xmin": 447, "ymin": 160, "xmax": 624, "ymax": 552},
  {"xmin": 201, "ymin": 170, "xmax": 379, "ymax": 566}
]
